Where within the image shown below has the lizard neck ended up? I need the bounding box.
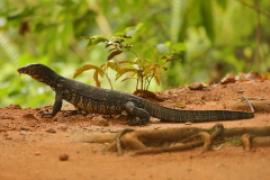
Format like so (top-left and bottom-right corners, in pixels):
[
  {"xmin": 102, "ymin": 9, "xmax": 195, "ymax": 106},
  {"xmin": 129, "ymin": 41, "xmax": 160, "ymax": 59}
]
[
  {"xmin": 32, "ymin": 68, "xmax": 63, "ymax": 89},
  {"xmin": 45, "ymin": 75, "xmax": 64, "ymax": 90}
]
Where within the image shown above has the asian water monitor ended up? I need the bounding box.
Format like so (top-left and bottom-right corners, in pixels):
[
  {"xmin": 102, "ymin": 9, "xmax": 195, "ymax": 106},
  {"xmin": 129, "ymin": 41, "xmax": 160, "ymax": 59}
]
[{"xmin": 18, "ymin": 64, "xmax": 254, "ymax": 125}]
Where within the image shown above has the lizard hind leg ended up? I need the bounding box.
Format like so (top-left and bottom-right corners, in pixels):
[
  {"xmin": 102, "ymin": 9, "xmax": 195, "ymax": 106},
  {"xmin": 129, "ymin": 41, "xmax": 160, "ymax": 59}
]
[{"xmin": 124, "ymin": 101, "xmax": 150, "ymax": 126}]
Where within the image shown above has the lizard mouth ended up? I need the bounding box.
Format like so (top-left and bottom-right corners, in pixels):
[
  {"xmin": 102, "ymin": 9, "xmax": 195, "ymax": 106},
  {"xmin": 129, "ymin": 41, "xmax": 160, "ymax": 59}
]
[
  {"xmin": 17, "ymin": 65, "xmax": 44, "ymax": 82},
  {"xmin": 17, "ymin": 66, "xmax": 33, "ymax": 76},
  {"xmin": 17, "ymin": 67, "xmax": 38, "ymax": 80}
]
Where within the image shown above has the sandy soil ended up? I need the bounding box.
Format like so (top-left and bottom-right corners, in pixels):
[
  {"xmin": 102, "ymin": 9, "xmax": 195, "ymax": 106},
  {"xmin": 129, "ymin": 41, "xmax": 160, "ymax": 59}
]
[{"xmin": 1, "ymin": 80, "xmax": 270, "ymax": 180}]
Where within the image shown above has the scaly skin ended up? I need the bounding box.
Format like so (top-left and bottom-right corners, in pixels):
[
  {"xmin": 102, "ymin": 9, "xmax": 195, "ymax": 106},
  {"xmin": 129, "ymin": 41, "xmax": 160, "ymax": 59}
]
[{"xmin": 18, "ymin": 64, "xmax": 254, "ymax": 125}]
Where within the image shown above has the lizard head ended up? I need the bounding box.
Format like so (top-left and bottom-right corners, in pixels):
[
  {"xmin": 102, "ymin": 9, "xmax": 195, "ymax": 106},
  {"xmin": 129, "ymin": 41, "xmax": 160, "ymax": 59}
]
[{"xmin": 18, "ymin": 64, "xmax": 60, "ymax": 86}]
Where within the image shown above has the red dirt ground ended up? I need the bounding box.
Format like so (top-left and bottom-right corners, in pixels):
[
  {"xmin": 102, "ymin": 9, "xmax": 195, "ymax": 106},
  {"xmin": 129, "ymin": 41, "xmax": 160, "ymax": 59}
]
[{"xmin": 1, "ymin": 80, "xmax": 270, "ymax": 180}]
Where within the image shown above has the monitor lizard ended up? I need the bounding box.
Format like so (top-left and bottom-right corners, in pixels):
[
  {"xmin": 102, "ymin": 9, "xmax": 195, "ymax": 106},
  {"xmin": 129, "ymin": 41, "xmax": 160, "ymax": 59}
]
[{"xmin": 18, "ymin": 64, "xmax": 254, "ymax": 125}]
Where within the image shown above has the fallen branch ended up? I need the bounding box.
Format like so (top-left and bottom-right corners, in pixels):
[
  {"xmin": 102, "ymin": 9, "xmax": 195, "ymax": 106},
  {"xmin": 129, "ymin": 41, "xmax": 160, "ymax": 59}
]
[
  {"xmin": 133, "ymin": 124, "xmax": 224, "ymax": 155},
  {"xmin": 232, "ymin": 99, "xmax": 270, "ymax": 113},
  {"xmin": 75, "ymin": 124, "xmax": 270, "ymax": 155}
]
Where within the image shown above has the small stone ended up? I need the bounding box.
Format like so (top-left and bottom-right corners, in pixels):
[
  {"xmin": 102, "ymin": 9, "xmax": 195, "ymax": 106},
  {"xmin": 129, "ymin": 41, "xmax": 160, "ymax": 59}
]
[
  {"xmin": 46, "ymin": 128, "xmax": 56, "ymax": 134},
  {"xmin": 188, "ymin": 82, "xmax": 208, "ymax": 90},
  {"xmin": 220, "ymin": 74, "xmax": 236, "ymax": 84},
  {"xmin": 59, "ymin": 154, "xmax": 69, "ymax": 161},
  {"xmin": 20, "ymin": 126, "xmax": 30, "ymax": 131},
  {"xmin": 22, "ymin": 113, "xmax": 37, "ymax": 120},
  {"xmin": 34, "ymin": 152, "xmax": 41, "ymax": 156}
]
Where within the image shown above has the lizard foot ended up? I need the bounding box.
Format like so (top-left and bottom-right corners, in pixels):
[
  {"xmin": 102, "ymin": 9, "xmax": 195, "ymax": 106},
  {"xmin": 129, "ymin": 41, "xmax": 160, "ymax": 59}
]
[
  {"xmin": 125, "ymin": 101, "xmax": 150, "ymax": 126},
  {"xmin": 63, "ymin": 109, "xmax": 88, "ymax": 117}
]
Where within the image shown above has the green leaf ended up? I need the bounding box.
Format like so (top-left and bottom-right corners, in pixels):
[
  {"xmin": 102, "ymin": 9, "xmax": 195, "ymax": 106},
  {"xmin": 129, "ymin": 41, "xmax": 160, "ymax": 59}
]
[
  {"xmin": 115, "ymin": 68, "xmax": 138, "ymax": 80},
  {"xmin": 107, "ymin": 49, "xmax": 122, "ymax": 60},
  {"xmin": 74, "ymin": 64, "xmax": 104, "ymax": 77},
  {"xmin": 73, "ymin": 64, "xmax": 104, "ymax": 87},
  {"xmin": 87, "ymin": 35, "xmax": 108, "ymax": 46},
  {"xmin": 124, "ymin": 23, "xmax": 144, "ymax": 38}
]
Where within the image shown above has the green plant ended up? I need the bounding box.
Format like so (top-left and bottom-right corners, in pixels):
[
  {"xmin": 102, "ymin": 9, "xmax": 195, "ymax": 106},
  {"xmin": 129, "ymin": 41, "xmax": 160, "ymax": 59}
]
[{"xmin": 74, "ymin": 25, "xmax": 183, "ymax": 91}]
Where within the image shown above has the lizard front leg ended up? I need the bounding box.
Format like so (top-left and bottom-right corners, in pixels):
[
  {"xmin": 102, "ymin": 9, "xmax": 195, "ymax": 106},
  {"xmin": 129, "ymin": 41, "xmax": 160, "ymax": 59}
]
[
  {"xmin": 124, "ymin": 101, "xmax": 150, "ymax": 126},
  {"xmin": 41, "ymin": 92, "xmax": 63, "ymax": 118}
]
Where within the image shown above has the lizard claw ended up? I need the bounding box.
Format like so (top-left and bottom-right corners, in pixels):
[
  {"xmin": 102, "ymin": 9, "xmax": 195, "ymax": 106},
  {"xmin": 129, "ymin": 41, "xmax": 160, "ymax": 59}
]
[{"xmin": 39, "ymin": 111, "xmax": 54, "ymax": 118}]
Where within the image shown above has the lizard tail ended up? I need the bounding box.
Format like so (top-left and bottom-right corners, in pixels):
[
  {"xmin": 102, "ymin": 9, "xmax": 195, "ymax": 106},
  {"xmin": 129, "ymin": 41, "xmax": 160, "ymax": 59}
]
[{"xmin": 144, "ymin": 102, "xmax": 254, "ymax": 123}]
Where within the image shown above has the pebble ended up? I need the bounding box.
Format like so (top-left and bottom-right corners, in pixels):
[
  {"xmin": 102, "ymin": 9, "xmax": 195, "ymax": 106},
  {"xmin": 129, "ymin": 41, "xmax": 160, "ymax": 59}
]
[
  {"xmin": 59, "ymin": 154, "xmax": 69, "ymax": 161},
  {"xmin": 220, "ymin": 74, "xmax": 236, "ymax": 84},
  {"xmin": 188, "ymin": 82, "xmax": 208, "ymax": 90},
  {"xmin": 46, "ymin": 128, "xmax": 56, "ymax": 134},
  {"xmin": 34, "ymin": 152, "xmax": 41, "ymax": 156},
  {"xmin": 20, "ymin": 126, "xmax": 30, "ymax": 131},
  {"xmin": 22, "ymin": 113, "xmax": 37, "ymax": 120}
]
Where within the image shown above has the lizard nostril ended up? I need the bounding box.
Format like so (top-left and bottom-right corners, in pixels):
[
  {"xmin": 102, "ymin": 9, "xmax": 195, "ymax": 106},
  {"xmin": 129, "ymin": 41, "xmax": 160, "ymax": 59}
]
[{"xmin": 17, "ymin": 68, "xmax": 23, "ymax": 73}]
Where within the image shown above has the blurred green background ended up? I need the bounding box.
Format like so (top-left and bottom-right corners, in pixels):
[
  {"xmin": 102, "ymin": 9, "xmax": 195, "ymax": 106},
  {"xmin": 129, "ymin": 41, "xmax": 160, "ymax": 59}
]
[{"xmin": 0, "ymin": 0, "xmax": 270, "ymax": 107}]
